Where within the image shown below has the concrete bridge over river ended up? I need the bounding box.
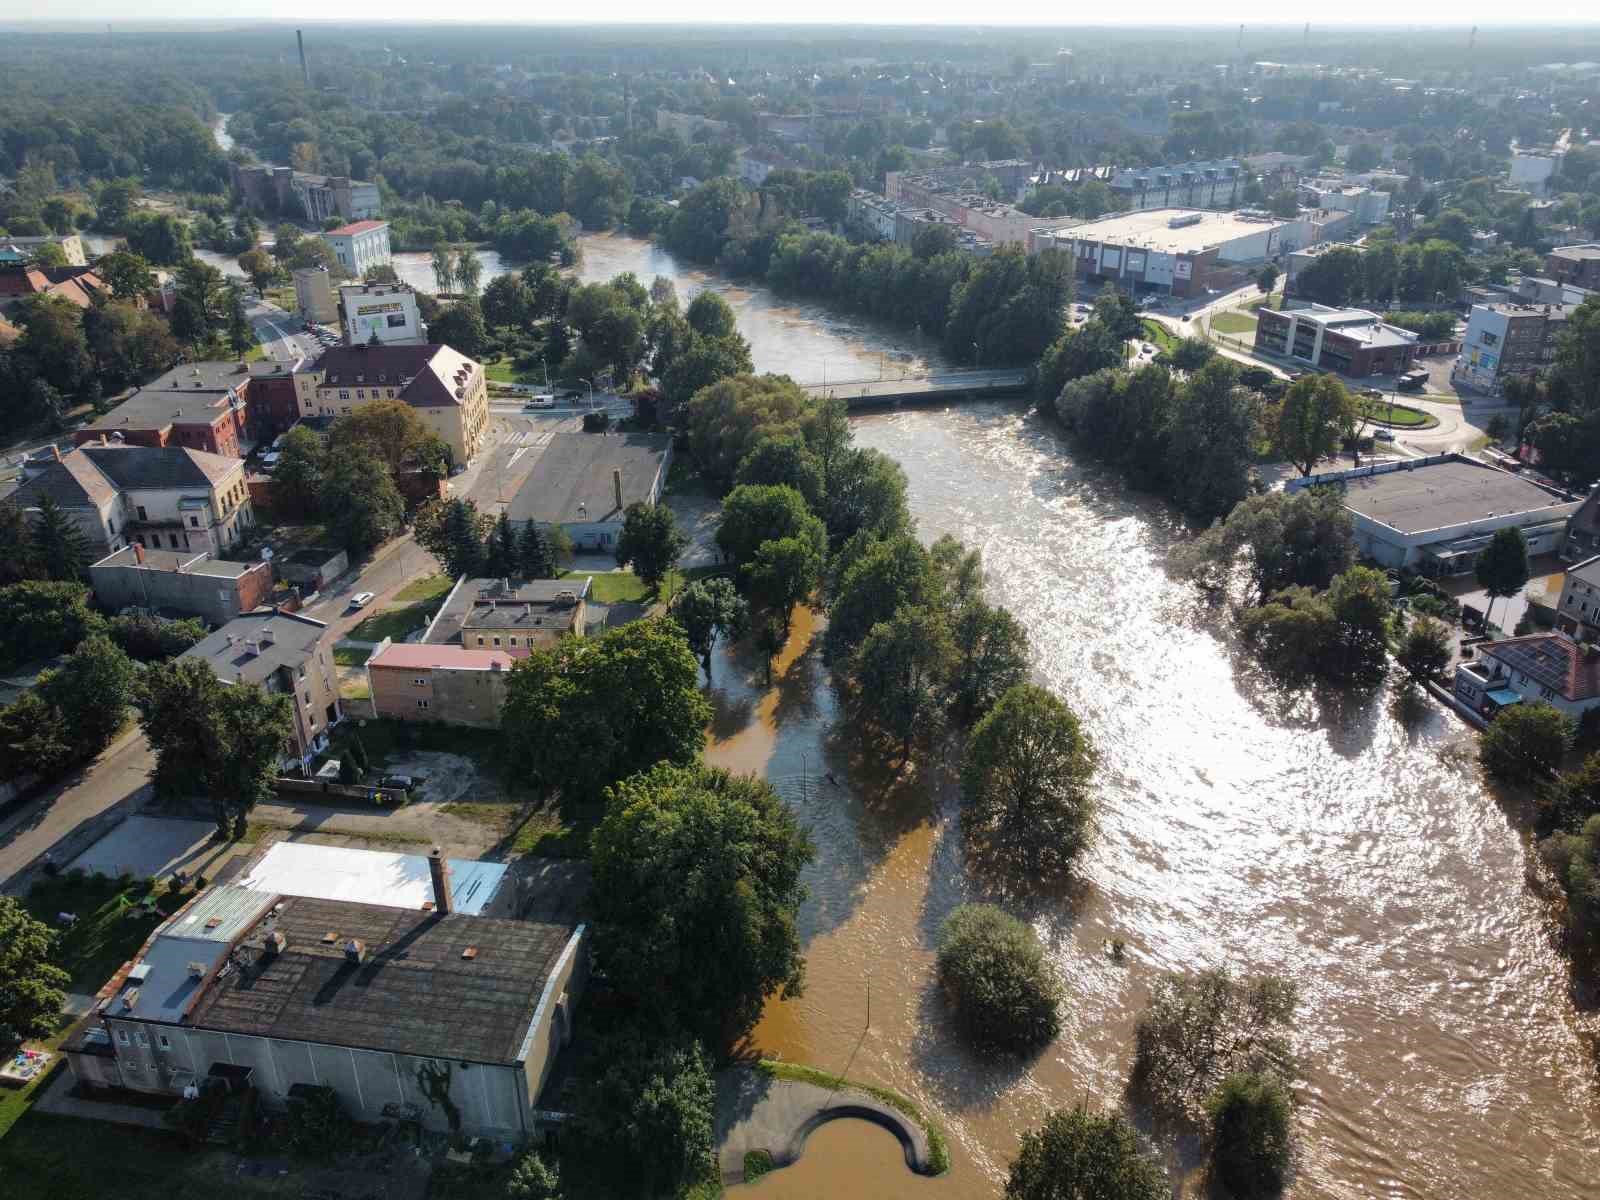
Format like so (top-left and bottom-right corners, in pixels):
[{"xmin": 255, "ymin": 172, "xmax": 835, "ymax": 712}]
[{"xmin": 800, "ymin": 368, "xmax": 1031, "ymax": 409}]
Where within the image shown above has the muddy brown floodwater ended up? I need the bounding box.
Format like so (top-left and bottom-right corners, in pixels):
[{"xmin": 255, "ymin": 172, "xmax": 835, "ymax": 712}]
[{"xmin": 595, "ymin": 231, "xmax": 1600, "ymax": 1198}]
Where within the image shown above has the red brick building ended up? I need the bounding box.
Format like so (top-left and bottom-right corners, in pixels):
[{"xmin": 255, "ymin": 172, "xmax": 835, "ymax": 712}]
[{"xmin": 78, "ymin": 361, "xmax": 299, "ymax": 457}]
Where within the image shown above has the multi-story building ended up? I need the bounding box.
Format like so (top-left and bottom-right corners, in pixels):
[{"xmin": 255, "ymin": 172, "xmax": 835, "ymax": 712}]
[
  {"xmin": 230, "ymin": 163, "xmax": 381, "ymax": 223},
  {"xmin": 293, "ymin": 343, "xmax": 489, "ymax": 464},
  {"xmin": 80, "ymin": 360, "xmax": 300, "ymax": 455},
  {"xmin": 1107, "ymin": 159, "xmax": 1245, "ymax": 211},
  {"xmin": 321, "ymin": 220, "xmax": 391, "ymax": 279},
  {"xmin": 655, "ymin": 110, "xmax": 730, "ymax": 140},
  {"xmin": 847, "ymin": 189, "xmax": 901, "ymax": 242},
  {"xmin": 11, "ymin": 443, "xmax": 254, "ymax": 560},
  {"xmin": 884, "ymin": 170, "xmax": 1057, "ymax": 248},
  {"xmin": 89, "ymin": 545, "xmax": 274, "ymax": 625},
  {"xmin": 1510, "ymin": 149, "xmax": 1562, "ymax": 198},
  {"xmin": 1254, "ymin": 304, "xmax": 1419, "ymax": 377},
  {"xmin": 1545, "ymin": 244, "xmax": 1600, "ymax": 290},
  {"xmin": 1554, "ymin": 555, "xmax": 1600, "ymax": 642},
  {"xmin": 340, "ymin": 282, "xmax": 426, "ymax": 346},
  {"xmin": 1039, "ymin": 209, "xmax": 1304, "ymax": 298},
  {"xmin": 294, "ymin": 267, "xmax": 338, "ymax": 325},
  {"xmin": 0, "ymin": 233, "xmax": 87, "ymax": 266},
  {"xmin": 1453, "ymin": 302, "xmax": 1574, "ymax": 392},
  {"xmin": 507, "ymin": 432, "xmax": 672, "ymax": 552},
  {"xmin": 1304, "ymin": 184, "xmax": 1390, "ymax": 225},
  {"xmin": 182, "ymin": 608, "xmax": 340, "ymax": 767}
]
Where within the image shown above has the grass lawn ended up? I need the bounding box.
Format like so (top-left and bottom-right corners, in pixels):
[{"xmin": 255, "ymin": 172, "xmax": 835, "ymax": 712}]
[
  {"xmin": 563, "ymin": 569, "xmax": 649, "ymax": 604},
  {"xmin": 395, "ymin": 573, "xmax": 455, "ymax": 603},
  {"xmin": 1141, "ymin": 319, "xmax": 1179, "ymax": 351},
  {"xmin": 21, "ymin": 873, "xmax": 199, "ymax": 991},
  {"xmin": 1244, "ymin": 292, "xmax": 1282, "ymax": 312},
  {"xmin": 0, "ymin": 1016, "xmax": 76, "ymax": 1141},
  {"xmin": 348, "ymin": 601, "xmax": 436, "ymax": 643},
  {"xmin": 333, "ymin": 645, "xmax": 372, "ymax": 667},
  {"xmin": 1365, "ymin": 401, "xmax": 1435, "ymax": 428},
  {"xmin": 485, "ymin": 361, "xmax": 541, "ymax": 385},
  {"xmin": 511, "ymin": 802, "xmax": 600, "ymax": 858},
  {"xmin": 1211, "ymin": 311, "xmax": 1258, "ymax": 335}
]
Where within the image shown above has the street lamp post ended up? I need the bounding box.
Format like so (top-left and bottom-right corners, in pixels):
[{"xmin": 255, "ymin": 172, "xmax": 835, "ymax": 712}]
[
  {"xmin": 972, "ymin": 341, "xmax": 980, "ymax": 369},
  {"xmin": 580, "ymin": 377, "xmax": 594, "ymax": 408}
]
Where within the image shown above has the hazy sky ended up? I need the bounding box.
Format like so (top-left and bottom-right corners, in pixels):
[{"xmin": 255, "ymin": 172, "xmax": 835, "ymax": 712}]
[{"xmin": 5, "ymin": 7, "xmax": 1600, "ymax": 28}]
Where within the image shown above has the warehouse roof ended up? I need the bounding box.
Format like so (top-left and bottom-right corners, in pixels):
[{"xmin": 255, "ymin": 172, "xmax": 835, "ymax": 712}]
[
  {"xmin": 1340, "ymin": 459, "xmax": 1573, "ymax": 535},
  {"xmin": 1046, "ymin": 208, "xmax": 1292, "ymax": 255},
  {"xmin": 238, "ymin": 842, "xmax": 509, "ymax": 916},
  {"xmin": 188, "ymin": 894, "xmax": 577, "ymax": 1064},
  {"xmin": 507, "ymin": 432, "xmax": 671, "ymax": 526}
]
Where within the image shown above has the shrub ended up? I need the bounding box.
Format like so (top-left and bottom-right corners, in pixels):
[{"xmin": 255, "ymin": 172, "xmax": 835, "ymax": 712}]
[
  {"xmin": 1480, "ymin": 701, "xmax": 1573, "ymax": 781},
  {"xmin": 936, "ymin": 904, "xmax": 1062, "ymax": 1054},
  {"xmin": 582, "ymin": 410, "xmax": 610, "ymax": 432},
  {"xmin": 1207, "ymin": 1071, "xmax": 1294, "ymax": 1199},
  {"xmin": 1005, "ymin": 1106, "xmax": 1167, "ymax": 1200},
  {"xmin": 504, "ymin": 1151, "xmax": 562, "ymax": 1200}
]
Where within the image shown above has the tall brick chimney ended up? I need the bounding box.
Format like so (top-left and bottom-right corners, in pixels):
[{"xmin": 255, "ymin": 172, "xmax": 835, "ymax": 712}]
[{"xmin": 427, "ymin": 846, "xmax": 453, "ymax": 914}]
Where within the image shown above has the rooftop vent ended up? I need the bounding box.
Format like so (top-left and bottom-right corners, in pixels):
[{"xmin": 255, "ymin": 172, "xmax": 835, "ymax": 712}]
[
  {"xmin": 121, "ymin": 988, "xmax": 141, "ymax": 1012},
  {"xmin": 460, "ymin": 946, "xmax": 478, "ymax": 960},
  {"xmin": 263, "ymin": 930, "xmax": 287, "ymax": 957},
  {"xmin": 344, "ymin": 939, "xmax": 366, "ymax": 965},
  {"xmin": 321, "ymin": 930, "xmax": 339, "ymax": 944},
  {"xmin": 127, "ymin": 963, "xmax": 152, "ymax": 983},
  {"xmin": 187, "ymin": 960, "xmax": 208, "ymax": 978},
  {"xmin": 204, "ymin": 916, "xmax": 223, "ymax": 930}
]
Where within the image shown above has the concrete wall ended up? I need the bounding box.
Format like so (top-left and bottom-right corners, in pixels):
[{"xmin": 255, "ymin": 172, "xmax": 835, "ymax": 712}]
[
  {"xmin": 517, "ymin": 928, "xmax": 588, "ymax": 1117},
  {"xmin": 102, "ymin": 1016, "xmax": 532, "ymax": 1136},
  {"xmin": 369, "ymin": 662, "xmax": 508, "ymax": 727},
  {"xmin": 89, "ymin": 558, "xmax": 273, "ymax": 625}
]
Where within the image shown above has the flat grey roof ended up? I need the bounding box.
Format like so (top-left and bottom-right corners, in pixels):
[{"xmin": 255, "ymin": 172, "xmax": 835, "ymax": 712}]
[
  {"xmin": 507, "ymin": 432, "xmax": 671, "ymax": 526},
  {"xmin": 427, "ymin": 576, "xmax": 590, "ymax": 643},
  {"xmin": 1341, "ymin": 460, "xmax": 1571, "ymax": 535},
  {"xmin": 93, "ymin": 545, "xmax": 255, "ymax": 579},
  {"xmin": 1046, "ymin": 208, "xmax": 1291, "ymax": 255}
]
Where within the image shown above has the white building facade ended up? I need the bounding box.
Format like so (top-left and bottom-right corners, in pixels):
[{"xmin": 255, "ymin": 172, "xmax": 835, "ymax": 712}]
[
  {"xmin": 321, "ymin": 221, "xmax": 392, "ymax": 278},
  {"xmin": 340, "ymin": 283, "xmax": 426, "ymax": 346}
]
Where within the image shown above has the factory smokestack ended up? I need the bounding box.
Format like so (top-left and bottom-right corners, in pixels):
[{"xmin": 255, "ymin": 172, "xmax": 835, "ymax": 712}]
[{"xmin": 297, "ymin": 29, "xmax": 310, "ymax": 88}]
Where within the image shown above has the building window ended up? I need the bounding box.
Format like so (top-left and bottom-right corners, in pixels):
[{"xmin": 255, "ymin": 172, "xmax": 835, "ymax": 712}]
[
  {"xmin": 339, "ymin": 390, "xmax": 349, "ymax": 400},
  {"xmin": 413, "ymin": 677, "xmax": 426, "ymax": 686},
  {"xmin": 1481, "ymin": 330, "xmax": 1499, "ymax": 347},
  {"xmin": 492, "ymin": 637, "xmax": 501, "ymax": 647},
  {"xmin": 509, "ymin": 637, "xmax": 518, "ymax": 647},
  {"xmin": 137, "ymin": 506, "xmax": 147, "ymax": 521},
  {"xmin": 356, "ymin": 390, "xmax": 365, "ymax": 400},
  {"xmin": 159, "ymin": 1035, "xmax": 170, "ymax": 1049},
  {"xmin": 189, "ymin": 516, "xmax": 199, "ymax": 528},
  {"xmin": 416, "ymin": 699, "xmax": 429, "ymax": 709},
  {"xmin": 117, "ymin": 1030, "xmax": 129, "ymax": 1045}
]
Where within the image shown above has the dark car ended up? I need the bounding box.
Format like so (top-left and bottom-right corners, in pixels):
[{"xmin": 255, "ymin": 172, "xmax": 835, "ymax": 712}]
[{"xmin": 380, "ymin": 774, "xmax": 415, "ymax": 792}]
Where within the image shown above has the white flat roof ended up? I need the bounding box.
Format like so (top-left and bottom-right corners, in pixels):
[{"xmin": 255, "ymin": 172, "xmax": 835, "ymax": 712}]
[
  {"xmin": 1046, "ymin": 208, "xmax": 1291, "ymax": 255},
  {"xmin": 239, "ymin": 842, "xmax": 509, "ymax": 916}
]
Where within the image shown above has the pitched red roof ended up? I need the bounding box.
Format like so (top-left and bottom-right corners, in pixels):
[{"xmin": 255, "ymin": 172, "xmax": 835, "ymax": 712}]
[{"xmin": 326, "ymin": 220, "xmax": 387, "ymax": 237}]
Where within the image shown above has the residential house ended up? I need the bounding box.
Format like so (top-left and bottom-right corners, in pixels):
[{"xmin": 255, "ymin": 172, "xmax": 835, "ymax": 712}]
[
  {"xmin": 1555, "ymin": 555, "xmax": 1600, "ymax": 642},
  {"xmin": 293, "ymin": 343, "xmax": 489, "ymax": 464},
  {"xmin": 1566, "ymin": 487, "xmax": 1600, "ymax": 560},
  {"xmin": 1454, "ymin": 631, "xmax": 1600, "ymax": 721},
  {"xmin": 0, "ymin": 264, "xmax": 109, "ymax": 312},
  {"xmin": 10, "ymin": 443, "xmax": 254, "ymax": 560},
  {"xmin": 180, "ymin": 608, "xmax": 340, "ymax": 768},
  {"xmin": 425, "ymin": 576, "xmax": 591, "ymax": 656},
  {"xmin": 366, "ymin": 641, "xmax": 515, "ymax": 728}
]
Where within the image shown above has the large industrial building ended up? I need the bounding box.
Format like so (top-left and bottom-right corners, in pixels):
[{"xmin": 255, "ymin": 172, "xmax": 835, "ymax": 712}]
[
  {"xmin": 1037, "ymin": 208, "xmax": 1302, "ymax": 298},
  {"xmin": 1287, "ymin": 454, "xmax": 1582, "ymax": 575},
  {"xmin": 64, "ymin": 843, "xmax": 589, "ymax": 1139}
]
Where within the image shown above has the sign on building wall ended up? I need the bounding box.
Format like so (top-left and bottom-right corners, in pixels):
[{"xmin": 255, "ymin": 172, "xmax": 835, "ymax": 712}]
[
  {"xmin": 1174, "ymin": 260, "xmax": 1193, "ymax": 280},
  {"xmin": 1125, "ymin": 251, "xmax": 1146, "ymax": 274}
]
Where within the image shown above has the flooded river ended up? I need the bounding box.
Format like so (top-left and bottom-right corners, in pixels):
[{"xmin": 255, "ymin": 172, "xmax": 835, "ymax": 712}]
[{"xmin": 569, "ymin": 225, "xmax": 1600, "ymax": 1199}]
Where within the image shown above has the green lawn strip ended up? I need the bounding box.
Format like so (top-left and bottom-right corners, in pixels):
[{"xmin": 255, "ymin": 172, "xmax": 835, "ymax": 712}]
[
  {"xmin": 22, "ymin": 874, "xmax": 193, "ymax": 990},
  {"xmin": 395, "ymin": 573, "xmax": 455, "ymax": 603},
  {"xmin": 1140, "ymin": 319, "xmax": 1179, "ymax": 351},
  {"xmin": 1363, "ymin": 402, "xmax": 1435, "ymax": 428},
  {"xmin": 743, "ymin": 1149, "xmax": 774, "ymax": 1184},
  {"xmin": 510, "ymin": 803, "xmax": 599, "ymax": 858},
  {"xmin": 485, "ymin": 361, "xmax": 541, "ymax": 385},
  {"xmin": 0, "ymin": 1017, "xmax": 75, "ymax": 1141},
  {"xmin": 755, "ymin": 1059, "xmax": 950, "ymax": 1176},
  {"xmin": 333, "ymin": 645, "xmax": 372, "ymax": 667},
  {"xmin": 348, "ymin": 601, "xmax": 436, "ymax": 643},
  {"xmin": 1211, "ymin": 311, "xmax": 1258, "ymax": 335},
  {"xmin": 561, "ymin": 569, "xmax": 649, "ymax": 604}
]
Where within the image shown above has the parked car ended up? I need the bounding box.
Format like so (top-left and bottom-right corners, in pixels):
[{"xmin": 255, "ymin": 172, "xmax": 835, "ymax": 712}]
[
  {"xmin": 380, "ymin": 774, "xmax": 415, "ymax": 792},
  {"xmin": 349, "ymin": 591, "xmax": 375, "ymax": 609},
  {"xmin": 1373, "ymin": 428, "xmax": 1396, "ymax": 442}
]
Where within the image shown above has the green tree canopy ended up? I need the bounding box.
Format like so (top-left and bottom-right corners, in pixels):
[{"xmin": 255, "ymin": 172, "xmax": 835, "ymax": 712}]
[
  {"xmin": 321, "ymin": 444, "xmax": 405, "ymax": 555},
  {"xmin": 614, "ymin": 501, "xmax": 687, "ymax": 592},
  {"xmin": 1475, "ymin": 527, "xmax": 1531, "ymax": 629},
  {"xmin": 0, "ymin": 897, "xmax": 71, "ymax": 1042},
  {"xmin": 716, "ymin": 483, "xmax": 826, "ymax": 568},
  {"xmin": 853, "ymin": 604, "xmax": 954, "ymax": 756},
  {"xmin": 1207, "ymin": 1071, "xmax": 1295, "ymax": 1200},
  {"xmin": 1131, "ymin": 968, "xmax": 1299, "ymax": 1129},
  {"xmin": 1480, "ymin": 701, "xmax": 1573, "ymax": 780},
  {"xmin": 590, "ymin": 762, "xmax": 814, "ymax": 1045},
  {"xmin": 937, "ymin": 904, "xmax": 1063, "ymax": 1055},
  {"xmin": 962, "ymin": 683, "xmax": 1098, "ymax": 884},
  {"xmin": 1273, "ymin": 375, "xmax": 1358, "ymax": 477},
  {"xmin": 670, "ymin": 576, "xmax": 749, "ymax": 680},
  {"xmin": 1176, "ymin": 489, "xmax": 1356, "ymax": 602},
  {"xmin": 502, "ymin": 618, "xmax": 711, "ymax": 800},
  {"xmin": 826, "ymin": 533, "xmax": 934, "ymax": 656},
  {"xmin": 1005, "ymin": 1107, "xmax": 1167, "ymax": 1200}
]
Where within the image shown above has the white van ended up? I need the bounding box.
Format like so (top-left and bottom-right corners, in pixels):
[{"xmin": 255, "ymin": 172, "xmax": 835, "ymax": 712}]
[{"xmin": 523, "ymin": 393, "xmax": 556, "ymax": 409}]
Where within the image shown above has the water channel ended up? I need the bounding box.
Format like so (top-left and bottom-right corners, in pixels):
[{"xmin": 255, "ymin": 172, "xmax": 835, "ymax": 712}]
[{"xmin": 559, "ymin": 234, "xmax": 1600, "ymax": 1198}]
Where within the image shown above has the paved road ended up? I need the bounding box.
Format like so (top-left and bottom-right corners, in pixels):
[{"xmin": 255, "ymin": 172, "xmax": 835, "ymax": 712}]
[
  {"xmin": 0, "ymin": 728, "xmax": 154, "ymax": 892},
  {"xmin": 245, "ymin": 297, "xmax": 322, "ymax": 365}
]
